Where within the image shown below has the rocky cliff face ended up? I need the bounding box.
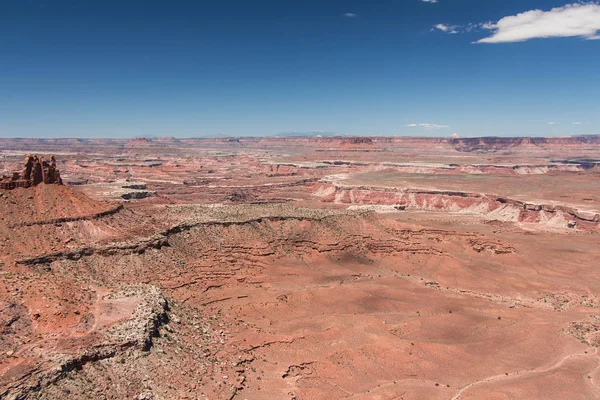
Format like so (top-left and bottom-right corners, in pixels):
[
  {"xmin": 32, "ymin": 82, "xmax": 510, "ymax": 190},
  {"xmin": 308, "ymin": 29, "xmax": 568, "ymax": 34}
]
[
  {"xmin": 0, "ymin": 154, "xmax": 62, "ymax": 190},
  {"xmin": 313, "ymin": 183, "xmax": 600, "ymax": 231},
  {"xmin": 449, "ymin": 135, "xmax": 600, "ymax": 153}
]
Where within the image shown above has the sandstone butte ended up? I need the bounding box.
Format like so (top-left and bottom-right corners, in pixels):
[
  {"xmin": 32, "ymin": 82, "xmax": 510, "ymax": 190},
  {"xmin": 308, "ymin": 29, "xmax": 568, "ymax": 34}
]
[{"xmin": 0, "ymin": 155, "xmax": 62, "ymax": 190}]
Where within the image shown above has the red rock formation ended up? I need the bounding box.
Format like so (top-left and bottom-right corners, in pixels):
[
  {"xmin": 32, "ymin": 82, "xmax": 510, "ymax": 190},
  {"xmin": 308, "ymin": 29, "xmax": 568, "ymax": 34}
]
[
  {"xmin": 0, "ymin": 154, "xmax": 63, "ymax": 190},
  {"xmin": 46, "ymin": 155, "xmax": 62, "ymax": 184},
  {"xmin": 126, "ymin": 137, "xmax": 152, "ymax": 147}
]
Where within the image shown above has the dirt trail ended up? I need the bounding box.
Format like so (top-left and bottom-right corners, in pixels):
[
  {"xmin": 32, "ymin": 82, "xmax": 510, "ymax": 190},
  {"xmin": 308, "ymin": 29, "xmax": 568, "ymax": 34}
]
[{"xmin": 451, "ymin": 349, "xmax": 600, "ymax": 400}]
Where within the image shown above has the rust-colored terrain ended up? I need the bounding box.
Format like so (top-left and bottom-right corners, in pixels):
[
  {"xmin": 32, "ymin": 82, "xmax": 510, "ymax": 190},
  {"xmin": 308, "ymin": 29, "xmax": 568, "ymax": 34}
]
[{"xmin": 1, "ymin": 136, "xmax": 600, "ymax": 400}]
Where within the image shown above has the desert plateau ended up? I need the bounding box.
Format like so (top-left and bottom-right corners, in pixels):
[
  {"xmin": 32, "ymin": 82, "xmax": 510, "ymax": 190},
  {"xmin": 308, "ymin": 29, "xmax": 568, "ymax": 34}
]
[{"xmin": 0, "ymin": 136, "xmax": 599, "ymax": 399}]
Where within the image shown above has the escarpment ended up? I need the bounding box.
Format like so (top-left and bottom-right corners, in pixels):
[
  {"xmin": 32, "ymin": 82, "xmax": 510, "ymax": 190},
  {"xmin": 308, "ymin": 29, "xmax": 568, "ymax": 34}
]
[{"xmin": 313, "ymin": 183, "xmax": 600, "ymax": 231}]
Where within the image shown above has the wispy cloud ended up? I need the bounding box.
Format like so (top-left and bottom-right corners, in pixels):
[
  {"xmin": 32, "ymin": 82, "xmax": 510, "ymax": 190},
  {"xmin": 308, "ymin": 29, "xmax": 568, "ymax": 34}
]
[
  {"xmin": 548, "ymin": 122, "xmax": 560, "ymax": 125},
  {"xmin": 421, "ymin": 0, "xmax": 438, "ymax": 3},
  {"xmin": 407, "ymin": 123, "xmax": 449, "ymax": 129},
  {"xmin": 433, "ymin": 24, "xmax": 459, "ymax": 34},
  {"xmin": 572, "ymin": 121, "xmax": 583, "ymax": 125},
  {"xmin": 433, "ymin": 22, "xmax": 495, "ymax": 36},
  {"xmin": 344, "ymin": 12, "xmax": 357, "ymax": 18}
]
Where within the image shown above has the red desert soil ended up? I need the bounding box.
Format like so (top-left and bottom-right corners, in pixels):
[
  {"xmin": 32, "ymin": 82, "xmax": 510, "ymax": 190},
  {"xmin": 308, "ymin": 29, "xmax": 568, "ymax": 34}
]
[{"xmin": 1, "ymin": 137, "xmax": 600, "ymax": 400}]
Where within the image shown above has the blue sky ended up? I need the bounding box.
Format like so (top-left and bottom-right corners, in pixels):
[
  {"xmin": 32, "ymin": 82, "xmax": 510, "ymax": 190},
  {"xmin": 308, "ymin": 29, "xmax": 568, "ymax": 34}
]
[{"xmin": 1, "ymin": 0, "xmax": 599, "ymax": 138}]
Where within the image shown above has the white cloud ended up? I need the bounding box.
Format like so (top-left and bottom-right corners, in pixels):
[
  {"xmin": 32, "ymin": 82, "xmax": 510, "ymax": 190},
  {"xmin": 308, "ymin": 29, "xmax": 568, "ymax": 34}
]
[
  {"xmin": 344, "ymin": 13, "xmax": 357, "ymax": 18},
  {"xmin": 572, "ymin": 121, "xmax": 583, "ymax": 125},
  {"xmin": 548, "ymin": 122, "xmax": 560, "ymax": 125},
  {"xmin": 477, "ymin": 2, "xmax": 600, "ymax": 43},
  {"xmin": 421, "ymin": 0, "xmax": 438, "ymax": 3},
  {"xmin": 407, "ymin": 123, "xmax": 450, "ymax": 129}
]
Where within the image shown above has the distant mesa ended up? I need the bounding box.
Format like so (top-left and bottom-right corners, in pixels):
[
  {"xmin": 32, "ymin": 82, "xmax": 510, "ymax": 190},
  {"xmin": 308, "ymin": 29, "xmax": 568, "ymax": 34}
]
[
  {"xmin": 0, "ymin": 154, "xmax": 63, "ymax": 190},
  {"xmin": 341, "ymin": 137, "xmax": 373, "ymax": 145},
  {"xmin": 126, "ymin": 137, "xmax": 152, "ymax": 146},
  {"xmin": 153, "ymin": 136, "xmax": 180, "ymax": 143}
]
